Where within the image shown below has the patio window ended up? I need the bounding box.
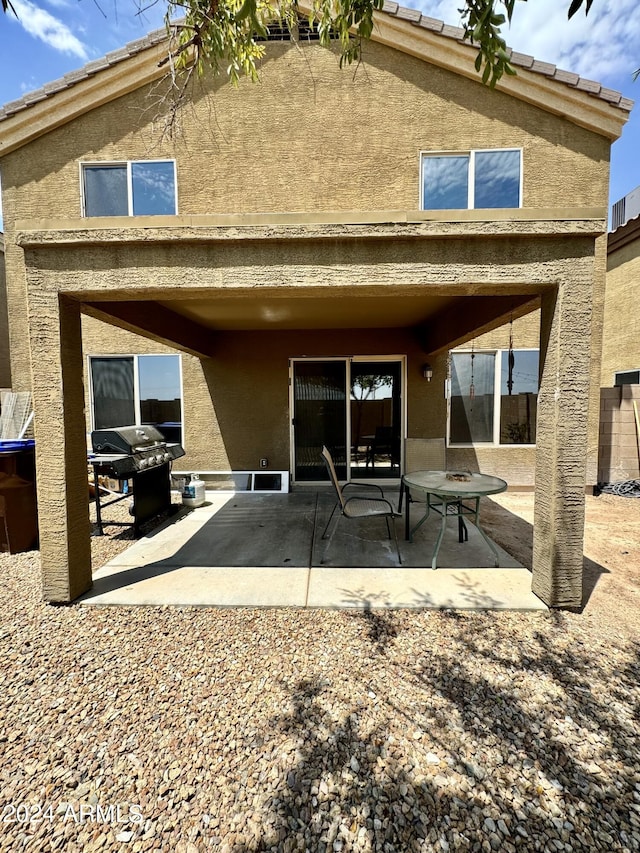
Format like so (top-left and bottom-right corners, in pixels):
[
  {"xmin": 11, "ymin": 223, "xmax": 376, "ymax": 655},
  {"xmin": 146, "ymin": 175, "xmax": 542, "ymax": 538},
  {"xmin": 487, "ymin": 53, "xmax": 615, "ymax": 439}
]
[
  {"xmin": 81, "ymin": 161, "xmax": 177, "ymax": 216},
  {"xmin": 448, "ymin": 349, "xmax": 538, "ymax": 446},
  {"xmin": 421, "ymin": 149, "xmax": 521, "ymax": 210},
  {"xmin": 89, "ymin": 354, "xmax": 183, "ymax": 444}
]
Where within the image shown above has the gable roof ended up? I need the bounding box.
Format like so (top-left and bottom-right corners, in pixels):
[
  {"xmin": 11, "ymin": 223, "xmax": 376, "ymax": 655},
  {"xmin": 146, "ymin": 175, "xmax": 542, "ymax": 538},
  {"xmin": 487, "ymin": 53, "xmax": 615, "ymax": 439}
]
[{"xmin": 0, "ymin": 1, "xmax": 632, "ymax": 155}]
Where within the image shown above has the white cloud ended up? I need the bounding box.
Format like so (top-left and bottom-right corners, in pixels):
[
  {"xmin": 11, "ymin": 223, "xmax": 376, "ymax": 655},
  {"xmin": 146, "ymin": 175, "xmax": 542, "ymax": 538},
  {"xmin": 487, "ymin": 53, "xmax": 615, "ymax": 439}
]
[
  {"xmin": 416, "ymin": 0, "xmax": 640, "ymax": 84},
  {"xmin": 11, "ymin": 0, "xmax": 89, "ymax": 59}
]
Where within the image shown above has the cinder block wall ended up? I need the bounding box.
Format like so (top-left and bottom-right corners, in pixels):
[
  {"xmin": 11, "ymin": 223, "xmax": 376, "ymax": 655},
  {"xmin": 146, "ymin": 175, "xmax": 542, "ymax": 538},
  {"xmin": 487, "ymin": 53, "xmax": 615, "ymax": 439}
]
[{"xmin": 598, "ymin": 384, "xmax": 640, "ymax": 483}]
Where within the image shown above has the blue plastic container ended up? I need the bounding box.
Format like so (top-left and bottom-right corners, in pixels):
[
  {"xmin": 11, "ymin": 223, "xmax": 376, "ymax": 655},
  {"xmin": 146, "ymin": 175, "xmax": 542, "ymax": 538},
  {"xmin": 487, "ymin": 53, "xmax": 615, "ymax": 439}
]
[{"xmin": 0, "ymin": 440, "xmax": 35, "ymax": 452}]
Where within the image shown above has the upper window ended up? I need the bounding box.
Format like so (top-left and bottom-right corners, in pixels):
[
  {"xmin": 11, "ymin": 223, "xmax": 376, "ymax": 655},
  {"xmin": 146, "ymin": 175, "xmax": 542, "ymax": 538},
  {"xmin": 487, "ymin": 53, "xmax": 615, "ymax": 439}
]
[
  {"xmin": 81, "ymin": 161, "xmax": 177, "ymax": 217},
  {"xmin": 421, "ymin": 149, "xmax": 521, "ymax": 210},
  {"xmin": 89, "ymin": 354, "xmax": 183, "ymax": 444},
  {"xmin": 448, "ymin": 348, "xmax": 538, "ymax": 446}
]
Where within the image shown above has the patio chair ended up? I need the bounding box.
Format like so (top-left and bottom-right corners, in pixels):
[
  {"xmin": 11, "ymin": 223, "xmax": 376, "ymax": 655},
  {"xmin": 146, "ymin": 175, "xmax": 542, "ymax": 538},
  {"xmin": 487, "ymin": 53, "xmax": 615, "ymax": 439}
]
[
  {"xmin": 320, "ymin": 445, "xmax": 402, "ymax": 565},
  {"xmin": 366, "ymin": 425, "xmax": 401, "ymax": 471},
  {"xmin": 399, "ymin": 438, "xmax": 468, "ymax": 542}
]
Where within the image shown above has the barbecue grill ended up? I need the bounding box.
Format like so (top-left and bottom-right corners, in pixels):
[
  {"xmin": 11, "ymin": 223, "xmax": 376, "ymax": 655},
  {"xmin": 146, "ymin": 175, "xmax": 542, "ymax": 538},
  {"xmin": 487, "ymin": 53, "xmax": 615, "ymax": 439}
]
[{"xmin": 89, "ymin": 425, "xmax": 185, "ymax": 536}]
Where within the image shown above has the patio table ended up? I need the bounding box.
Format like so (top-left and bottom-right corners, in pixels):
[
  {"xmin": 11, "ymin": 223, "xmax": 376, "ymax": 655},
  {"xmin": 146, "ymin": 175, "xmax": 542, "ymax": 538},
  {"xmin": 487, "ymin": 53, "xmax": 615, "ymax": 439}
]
[{"xmin": 402, "ymin": 470, "xmax": 507, "ymax": 569}]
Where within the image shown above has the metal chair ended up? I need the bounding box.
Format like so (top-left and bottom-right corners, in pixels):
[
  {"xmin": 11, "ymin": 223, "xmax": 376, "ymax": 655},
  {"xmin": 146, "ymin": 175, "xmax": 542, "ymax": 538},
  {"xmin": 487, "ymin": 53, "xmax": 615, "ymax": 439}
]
[
  {"xmin": 366, "ymin": 425, "xmax": 401, "ymax": 472},
  {"xmin": 399, "ymin": 438, "xmax": 468, "ymax": 542},
  {"xmin": 320, "ymin": 445, "xmax": 402, "ymax": 565}
]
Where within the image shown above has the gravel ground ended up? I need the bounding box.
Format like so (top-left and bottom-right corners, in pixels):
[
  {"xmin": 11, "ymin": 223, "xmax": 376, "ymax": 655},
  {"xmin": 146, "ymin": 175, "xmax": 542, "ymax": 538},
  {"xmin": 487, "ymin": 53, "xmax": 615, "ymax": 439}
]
[{"xmin": 0, "ymin": 495, "xmax": 638, "ymax": 853}]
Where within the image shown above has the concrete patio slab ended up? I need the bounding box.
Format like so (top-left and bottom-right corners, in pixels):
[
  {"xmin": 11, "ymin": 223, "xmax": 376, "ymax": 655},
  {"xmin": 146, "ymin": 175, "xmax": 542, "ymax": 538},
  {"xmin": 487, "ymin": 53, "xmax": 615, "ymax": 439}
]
[
  {"xmin": 81, "ymin": 565, "xmax": 311, "ymax": 607},
  {"xmin": 307, "ymin": 568, "xmax": 546, "ymax": 610},
  {"xmin": 80, "ymin": 489, "xmax": 546, "ymax": 610}
]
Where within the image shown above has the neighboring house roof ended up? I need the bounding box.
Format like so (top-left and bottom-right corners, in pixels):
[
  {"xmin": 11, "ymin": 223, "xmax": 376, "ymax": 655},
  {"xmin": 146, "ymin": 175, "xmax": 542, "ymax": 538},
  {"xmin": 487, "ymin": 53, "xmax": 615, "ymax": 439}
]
[
  {"xmin": 0, "ymin": 0, "xmax": 632, "ymax": 154},
  {"xmin": 608, "ymin": 215, "xmax": 640, "ymax": 255}
]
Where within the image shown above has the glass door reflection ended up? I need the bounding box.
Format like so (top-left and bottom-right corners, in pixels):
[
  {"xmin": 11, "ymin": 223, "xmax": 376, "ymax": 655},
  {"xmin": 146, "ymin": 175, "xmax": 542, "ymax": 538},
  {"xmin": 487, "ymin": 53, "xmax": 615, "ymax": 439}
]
[{"xmin": 350, "ymin": 362, "xmax": 401, "ymax": 480}]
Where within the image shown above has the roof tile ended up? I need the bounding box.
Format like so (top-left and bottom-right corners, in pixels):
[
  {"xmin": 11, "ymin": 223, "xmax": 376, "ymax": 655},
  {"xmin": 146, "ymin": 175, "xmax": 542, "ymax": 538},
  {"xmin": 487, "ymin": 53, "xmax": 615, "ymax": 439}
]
[
  {"xmin": 509, "ymin": 52, "xmax": 534, "ymax": 69},
  {"xmin": 63, "ymin": 69, "xmax": 90, "ymax": 85},
  {"xmin": 2, "ymin": 98, "xmax": 28, "ymax": 114},
  {"xmin": 575, "ymin": 77, "xmax": 602, "ymax": 94},
  {"xmin": 105, "ymin": 47, "xmax": 131, "ymax": 64},
  {"xmin": 440, "ymin": 23, "xmax": 465, "ymax": 40},
  {"xmin": 42, "ymin": 79, "xmax": 68, "ymax": 95},
  {"xmin": 553, "ymin": 69, "xmax": 580, "ymax": 86},
  {"xmin": 416, "ymin": 15, "xmax": 444, "ymax": 33},
  {"xmin": 82, "ymin": 58, "xmax": 111, "ymax": 75},
  {"xmin": 147, "ymin": 26, "xmax": 168, "ymax": 43},
  {"xmin": 529, "ymin": 60, "xmax": 556, "ymax": 77},
  {"xmin": 599, "ymin": 87, "xmax": 622, "ymax": 104},
  {"xmin": 21, "ymin": 91, "xmax": 48, "ymax": 107},
  {"xmin": 395, "ymin": 6, "xmax": 420, "ymax": 22}
]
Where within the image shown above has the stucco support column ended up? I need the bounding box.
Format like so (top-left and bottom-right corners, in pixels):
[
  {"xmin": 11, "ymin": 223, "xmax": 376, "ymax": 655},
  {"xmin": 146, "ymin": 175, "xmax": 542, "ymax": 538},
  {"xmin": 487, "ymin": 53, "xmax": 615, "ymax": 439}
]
[
  {"xmin": 532, "ymin": 283, "xmax": 591, "ymax": 608},
  {"xmin": 28, "ymin": 290, "xmax": 92, "ymax": 602}
]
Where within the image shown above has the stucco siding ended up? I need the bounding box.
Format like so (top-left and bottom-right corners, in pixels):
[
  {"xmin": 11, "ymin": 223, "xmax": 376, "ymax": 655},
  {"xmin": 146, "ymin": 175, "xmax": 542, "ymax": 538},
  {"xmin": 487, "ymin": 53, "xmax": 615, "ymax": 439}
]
[
  {"xmin": 0, "ymin": 242, "xmax": 10, "ymax": 388},
  {"xmin": 1, "ymin": 39, "xmax": 611, "ymax": 401},
  {"xmin": 0, "ymin": 27, "xmax": 619, "ymax": 605},
  {"xmin": 602, "ymin": 232, "xmax": 640, "ymax": 385},
  {"xmin": 80, "ymin": 320, "xmax": 544, "ymax": 487},
  {"xmin": 1, "ymin": 41, "xmax": 610, "ymax": 223},
  {"xmin": 19, "ymin": 225, "xmax": 600, "ymax": 492}
]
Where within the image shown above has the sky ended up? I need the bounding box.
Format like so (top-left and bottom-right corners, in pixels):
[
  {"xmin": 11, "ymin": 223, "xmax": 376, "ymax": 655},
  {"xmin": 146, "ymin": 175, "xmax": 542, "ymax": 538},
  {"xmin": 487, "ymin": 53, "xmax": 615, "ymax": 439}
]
[{"xmin": 0, "ymin": 0, "xmax": 638, "ymax": 222}]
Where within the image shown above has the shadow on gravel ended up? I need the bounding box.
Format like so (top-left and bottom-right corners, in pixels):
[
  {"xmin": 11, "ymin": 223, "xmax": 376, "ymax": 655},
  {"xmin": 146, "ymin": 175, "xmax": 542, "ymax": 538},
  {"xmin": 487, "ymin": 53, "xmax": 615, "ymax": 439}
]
[
  {"xmin": 209, "ymin": 614, "xmax": 639, "ymax": 852},
  {"xmin": 353, "ymin": 600, "xmax": 400, "ymax": 656},
  {"xmin": 481, "ymin": 498, "xmax": 609, "ymax": 611}
]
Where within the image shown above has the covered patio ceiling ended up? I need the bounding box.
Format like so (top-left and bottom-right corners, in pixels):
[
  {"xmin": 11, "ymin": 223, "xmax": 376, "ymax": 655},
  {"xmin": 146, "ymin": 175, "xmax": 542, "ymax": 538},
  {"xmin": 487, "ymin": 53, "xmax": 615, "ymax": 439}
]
[{"xmin": 82, "ymin": 287, "xmax": 541, "ymax": 360}]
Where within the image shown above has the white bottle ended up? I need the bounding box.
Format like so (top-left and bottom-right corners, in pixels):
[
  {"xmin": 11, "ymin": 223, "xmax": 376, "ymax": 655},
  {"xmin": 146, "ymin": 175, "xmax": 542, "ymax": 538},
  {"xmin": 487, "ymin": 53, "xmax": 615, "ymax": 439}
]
[{"xmin": 182, "ymin": 473, "xmax": 206, "ymax": 507}]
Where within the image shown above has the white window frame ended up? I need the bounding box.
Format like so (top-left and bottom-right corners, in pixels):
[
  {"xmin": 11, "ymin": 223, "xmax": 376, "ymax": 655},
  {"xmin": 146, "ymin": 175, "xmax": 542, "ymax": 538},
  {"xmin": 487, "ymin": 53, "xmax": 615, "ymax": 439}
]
[
  {"xmin": 446, "ymin": 347, "xmax": 538, "ymax": 448},
  {"xmin": 88, "ymin": 353, "xmax": 184, "ymax": 443},
  {"xmin": 419, "ymin": 148, "xmax": 523, "ymax": 210},
  {"xmin": 80, "ymin": 160, "xmax": 178, "ymax": 217}
]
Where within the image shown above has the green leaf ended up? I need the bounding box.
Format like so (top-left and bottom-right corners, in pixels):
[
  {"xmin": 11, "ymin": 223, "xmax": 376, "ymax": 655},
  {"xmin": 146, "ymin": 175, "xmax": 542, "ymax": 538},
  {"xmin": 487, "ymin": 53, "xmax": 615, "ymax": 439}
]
[{"xmin": 567, "ymin": 0, "xmax": 584, "ymax": 19}]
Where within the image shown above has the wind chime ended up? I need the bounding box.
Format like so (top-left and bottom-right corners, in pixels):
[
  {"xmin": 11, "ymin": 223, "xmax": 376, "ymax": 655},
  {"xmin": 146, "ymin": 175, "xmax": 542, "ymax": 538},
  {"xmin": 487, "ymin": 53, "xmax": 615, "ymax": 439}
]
[
  {"xmin": 507, "ymin": 311, "xmax": 515, "ymax": 396},
  {"xmin": 469, "ymin": 340, "xmax": 475, "ymax": 410}
]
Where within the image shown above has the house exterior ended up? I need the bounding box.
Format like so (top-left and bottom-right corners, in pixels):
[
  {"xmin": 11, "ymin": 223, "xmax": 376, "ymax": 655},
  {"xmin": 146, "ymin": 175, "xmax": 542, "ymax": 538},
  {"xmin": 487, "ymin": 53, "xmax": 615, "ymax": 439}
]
[
  {"xmin": 0, "ymin": 4, "xmax": 631, "ymax": 607},
  {"xmin": 598, "ymin": 204, "xmax": 640, "ymax": 484}
]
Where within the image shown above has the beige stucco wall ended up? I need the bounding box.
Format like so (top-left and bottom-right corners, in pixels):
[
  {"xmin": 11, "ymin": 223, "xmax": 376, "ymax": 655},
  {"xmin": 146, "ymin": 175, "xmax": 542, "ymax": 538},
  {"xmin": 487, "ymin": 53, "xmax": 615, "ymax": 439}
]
[
  {"xmin": 1, "ymin": 37, "xmax": 612, "ymax": 494},
  {"xmin": 1, "ymin": 39, "xmax": 611, "ymax": 388},
  {"xmin": 1, "ymin": 41, "xmax": 611, "ymax": 220},
  {"xmin": 602, "ymin": 231, "xmax": 640, "ymax": 385},
  {"xmin": 21, "ymin": 222, "xmax": 600, "ymax": 496},
  {"xmin": 597, "ymin": 228, "xmax": 640, "ymax": 484},
  {"xmin": 81, "ymin": 312, "xmax": 541, "ymax": 486},
  {"xmin": 0, "ymin": 239, "xmax": 10, "ymax": 388},
  {"xmin": 21, "ymin": 218, "xmax": 601, "ymax": 604}
]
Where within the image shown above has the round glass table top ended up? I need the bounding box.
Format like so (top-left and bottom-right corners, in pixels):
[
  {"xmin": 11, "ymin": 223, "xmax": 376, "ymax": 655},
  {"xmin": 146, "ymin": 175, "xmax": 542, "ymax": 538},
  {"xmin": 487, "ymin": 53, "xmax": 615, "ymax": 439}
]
[{"xmin": 402, "ymin": 470, "xmax": 507, "ymax": 499}]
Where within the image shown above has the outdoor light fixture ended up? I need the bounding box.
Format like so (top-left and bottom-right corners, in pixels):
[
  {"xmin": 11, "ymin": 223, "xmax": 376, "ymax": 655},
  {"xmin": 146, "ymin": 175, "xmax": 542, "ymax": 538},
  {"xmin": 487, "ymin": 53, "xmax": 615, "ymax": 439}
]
[{"xmin": 422, "ymin": 363, "xmax": 433, "ymax": 381}]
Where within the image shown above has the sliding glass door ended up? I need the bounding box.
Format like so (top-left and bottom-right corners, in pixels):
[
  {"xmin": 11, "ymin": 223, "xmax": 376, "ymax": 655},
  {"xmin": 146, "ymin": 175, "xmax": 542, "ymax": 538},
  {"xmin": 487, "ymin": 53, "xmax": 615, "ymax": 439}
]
[
  {"xmin": 350, "ymin": 361, "xmax": 401, "ymax": 479},
  {"xmin": 292, "ymin": 358, "xmax": 403, "ymax": 482},
  {"xmin": 293, "ymin": 360, "xmax": 348, "ymax": 481}
]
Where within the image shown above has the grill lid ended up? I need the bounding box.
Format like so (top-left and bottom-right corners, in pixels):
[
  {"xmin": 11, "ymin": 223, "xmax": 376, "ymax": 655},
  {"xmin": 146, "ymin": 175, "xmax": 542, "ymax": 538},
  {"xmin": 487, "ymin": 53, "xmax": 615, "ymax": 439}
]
[{"xmin": 91, "ymin": 425, "xmax": 166, "ymax": 455}]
